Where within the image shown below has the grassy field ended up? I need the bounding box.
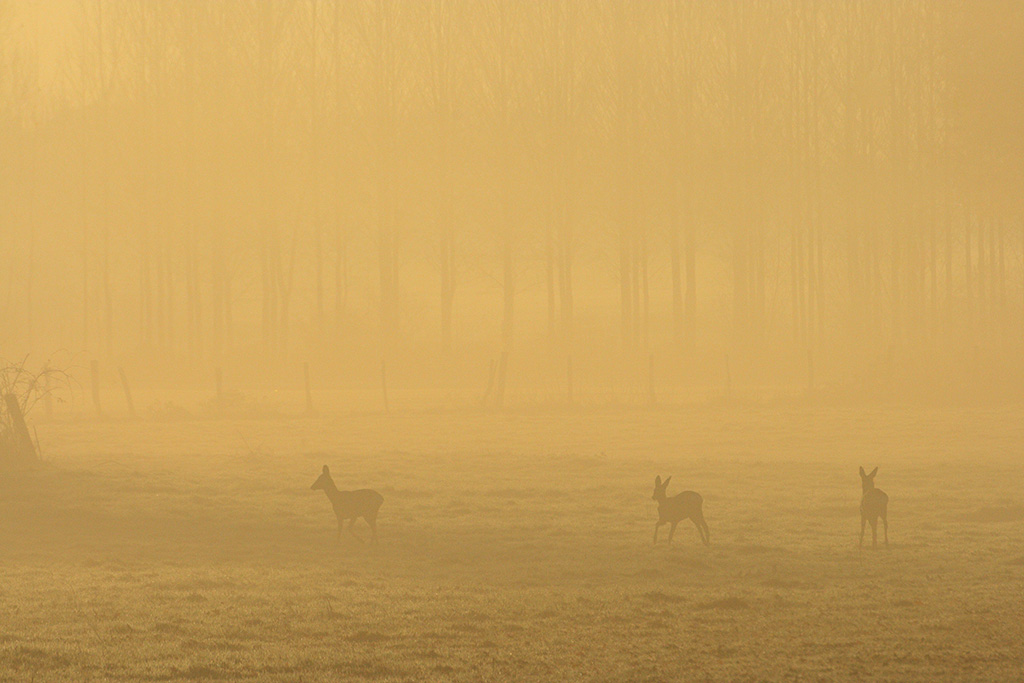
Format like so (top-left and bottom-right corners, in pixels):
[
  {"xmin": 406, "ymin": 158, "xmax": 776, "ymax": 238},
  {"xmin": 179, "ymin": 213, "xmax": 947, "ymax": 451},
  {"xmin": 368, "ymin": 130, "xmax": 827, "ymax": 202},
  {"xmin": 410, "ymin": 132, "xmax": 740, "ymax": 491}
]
[{"xmin": 1, "ymin": 404, "xmax": 1023, "ymax": 681}]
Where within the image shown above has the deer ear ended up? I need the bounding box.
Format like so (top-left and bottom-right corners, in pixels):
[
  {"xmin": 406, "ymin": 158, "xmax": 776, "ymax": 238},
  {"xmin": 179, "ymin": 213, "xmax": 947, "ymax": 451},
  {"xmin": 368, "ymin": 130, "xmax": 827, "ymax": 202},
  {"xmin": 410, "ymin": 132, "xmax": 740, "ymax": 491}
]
[
  {"xmin": 859, "ymin": 466, "xmax": 866, "ymax": 477},
  {"xmin": 655, "ymin": 476, "xmax": 661, "ymax": 486},
  {"xmin": 663, "ymin": 476, "xmax": 672, "ymax": 487},
  {"xmin": 869, "ymin": 467, "xmax": 878, "ymax": 478},
  {"xmin": 322, "ymin": 465, "xmax": 329, "ymax": 474}
]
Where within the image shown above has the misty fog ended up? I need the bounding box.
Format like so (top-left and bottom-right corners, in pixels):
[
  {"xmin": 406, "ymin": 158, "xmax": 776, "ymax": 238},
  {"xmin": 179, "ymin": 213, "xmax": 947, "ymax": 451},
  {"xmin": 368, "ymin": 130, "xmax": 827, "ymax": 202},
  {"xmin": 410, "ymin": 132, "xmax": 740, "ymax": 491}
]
[
  {"xmin": 0, "ymin": 1, "xmax": 1020, "ymax": 408},
  {"xmin": 1, "ymin": 2, "xmax": 1022, "ymax": 681}
]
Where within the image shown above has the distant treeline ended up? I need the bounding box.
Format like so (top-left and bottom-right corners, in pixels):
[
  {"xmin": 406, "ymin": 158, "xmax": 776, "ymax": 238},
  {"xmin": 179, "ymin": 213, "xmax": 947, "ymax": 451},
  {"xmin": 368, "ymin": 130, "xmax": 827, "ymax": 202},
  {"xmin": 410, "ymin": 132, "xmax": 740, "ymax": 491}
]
[{"xmin": 0, "ymin": 1, "xmax": 1021, "ymax": 397}]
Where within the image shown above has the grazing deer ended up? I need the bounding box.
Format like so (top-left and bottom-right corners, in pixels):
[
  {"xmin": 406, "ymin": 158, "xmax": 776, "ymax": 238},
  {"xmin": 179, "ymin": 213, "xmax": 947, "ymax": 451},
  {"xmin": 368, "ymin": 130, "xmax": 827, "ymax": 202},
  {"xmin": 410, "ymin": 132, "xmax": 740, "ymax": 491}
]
[
  {"xmin": 652, "ymin": 475, "xmax": 710, "ymax": 545},
  {"xmin": 859, "ymin": 466, "xmax": 889, "ymax": 548},
  {"xmin": 311, "ymin": 465, "xmax": 384, "ymax": 544}
]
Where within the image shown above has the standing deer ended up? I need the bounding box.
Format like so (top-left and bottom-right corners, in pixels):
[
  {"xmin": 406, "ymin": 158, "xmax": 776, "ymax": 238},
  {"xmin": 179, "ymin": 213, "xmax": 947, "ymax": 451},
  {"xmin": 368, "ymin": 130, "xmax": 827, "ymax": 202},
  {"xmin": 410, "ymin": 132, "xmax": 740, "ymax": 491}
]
[
  {"xmin": 311, "ymin": 465, "xmax": 384, "ymax": 544},
  {"xmin": 859, "ymin": 466, "xmax": 888, "ymax": 548},
  {"xmin": 652, "ymin": 475, "xmax": 710, "ymax": 545}
]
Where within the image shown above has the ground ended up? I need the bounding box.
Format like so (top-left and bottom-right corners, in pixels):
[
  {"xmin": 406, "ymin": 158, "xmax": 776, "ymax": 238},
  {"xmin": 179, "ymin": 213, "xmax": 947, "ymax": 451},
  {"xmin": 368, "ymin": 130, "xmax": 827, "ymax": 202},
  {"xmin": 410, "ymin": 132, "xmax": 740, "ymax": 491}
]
[{"xmin": 1, "ymin": 404, "xmax": 1023, "ymax": 681}]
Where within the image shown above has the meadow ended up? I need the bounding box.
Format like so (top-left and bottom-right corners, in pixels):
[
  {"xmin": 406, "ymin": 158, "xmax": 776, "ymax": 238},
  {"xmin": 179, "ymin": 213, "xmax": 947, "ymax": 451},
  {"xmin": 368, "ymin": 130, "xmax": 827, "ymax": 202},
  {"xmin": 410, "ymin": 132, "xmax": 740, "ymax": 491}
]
[{"xmin": 1, "ymin": 403, "xmax": 1023, "ymax": 681}]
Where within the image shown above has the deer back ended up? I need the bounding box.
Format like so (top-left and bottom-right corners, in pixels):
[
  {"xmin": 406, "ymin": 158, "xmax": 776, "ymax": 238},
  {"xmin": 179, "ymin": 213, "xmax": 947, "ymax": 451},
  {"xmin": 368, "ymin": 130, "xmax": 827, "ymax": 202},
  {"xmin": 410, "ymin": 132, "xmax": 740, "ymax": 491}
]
[
  {"xmin": 860, "ymin": 488, "xmax": 888, "ymax": 516},
  {"xmin": 329, "ymin": 488, "xmax": 384, "ymax": 518},
  {"xmin": 659, "ymin": 490, "xmax": 703, "ymax": 522}
]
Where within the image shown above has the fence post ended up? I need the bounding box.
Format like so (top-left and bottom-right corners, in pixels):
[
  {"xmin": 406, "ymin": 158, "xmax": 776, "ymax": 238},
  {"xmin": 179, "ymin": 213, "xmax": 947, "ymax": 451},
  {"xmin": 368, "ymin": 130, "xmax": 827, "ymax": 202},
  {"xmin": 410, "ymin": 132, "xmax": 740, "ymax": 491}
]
[
  {"xmin": 480, "ymin": 359, "xmax": 497, "ymax": 408},
  {"xmin": 807, "ymin": 348, "xmax": 815, "ymax": 393}
]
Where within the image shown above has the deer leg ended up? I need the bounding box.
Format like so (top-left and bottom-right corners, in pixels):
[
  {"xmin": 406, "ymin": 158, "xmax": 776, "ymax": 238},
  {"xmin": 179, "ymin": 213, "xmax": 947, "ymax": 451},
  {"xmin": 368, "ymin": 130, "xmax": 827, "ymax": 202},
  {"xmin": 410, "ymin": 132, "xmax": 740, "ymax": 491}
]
[
  {"xmin": 870, "ymin": 518, "xmax": 878, "ymax": 548},
  {"xmin": 694, "ymin": 516, "xmax": 710, "ymax": 546},
  {"xmin": 882, "ymin": 515, "xmax": 888, "ymax": 548},
  {"xmin": 654, "ymin": 520, "xmax": 665, "ymax": 545},
  {"xmin": 668, "ymin": 521, "xmax": 678, "ymax": 544},
  {"xmin": 859, "ymin": 515, "xmax": 866, "ymax": 548},
  {"xmin": 366, "ymin": 514, "xmax": 378, "ymax": 545},
  {"xmin": 336, "ymin": 517, "xmax": 343, "ymax": 544},
  {"xmin": 348, "ymin": 518, "xmax": 365, "ymax": 544}
]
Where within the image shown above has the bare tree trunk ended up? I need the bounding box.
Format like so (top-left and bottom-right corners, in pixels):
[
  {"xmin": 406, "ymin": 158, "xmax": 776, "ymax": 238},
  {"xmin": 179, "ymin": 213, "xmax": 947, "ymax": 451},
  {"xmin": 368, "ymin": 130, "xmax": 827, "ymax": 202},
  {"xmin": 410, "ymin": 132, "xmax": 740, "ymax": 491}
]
[
  {"xmin": 671, "ymin": 223, "xmax": 682, "ymax": 346},
  {"xmin": 964, "ymin": 211, "xmax": 973, "ymax": 331},
  {"xmin": 335, "ymin": 229, "xmax": 347, "ymax": 326},
  {"xmin": 441, "ymin": 225, "xmax": 454, "ymax": 354},
  {"xmin": 311, "ymin": 0, "xmax": 323, "ymax": 333},
  {"xmin": 641, "ymin": 231, "xmax": 649, "ymax": 350},
  {"xmin": 619, "ymin": 229, "xmax": 632, "ymax": 347},
  {"xmin": 334, "ymin": 0, "xmax": 347, "ymax": 330},
  {"xmin": 685, "ymin": 222, "xmax": 696, "ymax": 352},
  {"xmin": 546, "ymin": 223, "xmax": 556, "ymax": 343}
]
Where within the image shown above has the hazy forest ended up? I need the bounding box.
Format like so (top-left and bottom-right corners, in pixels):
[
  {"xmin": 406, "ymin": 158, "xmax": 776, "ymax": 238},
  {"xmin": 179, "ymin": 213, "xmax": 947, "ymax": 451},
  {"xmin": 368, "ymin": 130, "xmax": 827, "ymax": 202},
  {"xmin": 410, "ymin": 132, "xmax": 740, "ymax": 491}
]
[
  {"xmin": 2, "ymin": 2, "xmax": 1024, "ymax": 682},
  {"xmin": 0, "ymin": 0, "xmax": 1020, "ymax": 408}
]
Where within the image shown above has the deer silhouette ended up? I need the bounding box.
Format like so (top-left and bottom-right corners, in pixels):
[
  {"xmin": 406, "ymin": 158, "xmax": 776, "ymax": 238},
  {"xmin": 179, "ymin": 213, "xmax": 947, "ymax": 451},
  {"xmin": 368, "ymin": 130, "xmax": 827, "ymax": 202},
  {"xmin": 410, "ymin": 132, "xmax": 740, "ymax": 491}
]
[
  {"xmin": 652, "ymin": 475, "xmax": 709, "ymax": 545},
  {"xmin": 859, "ymin": 466, "xmax": 888, "ymax": 548},
  {"xmin": 311, "ymin": 465, "xmax": 384, "ymax": 544}
]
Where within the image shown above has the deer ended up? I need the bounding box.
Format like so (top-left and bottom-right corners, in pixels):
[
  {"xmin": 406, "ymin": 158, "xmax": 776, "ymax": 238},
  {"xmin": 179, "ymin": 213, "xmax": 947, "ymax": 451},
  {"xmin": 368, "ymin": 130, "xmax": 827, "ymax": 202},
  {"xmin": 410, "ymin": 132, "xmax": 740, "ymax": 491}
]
[
  {"xmin": 652, "ymin": 475, "xmax": 710, "ymax": 546},
  {"xmin": 311, "ymin": 465, "xmax": 384, "ymax": 544},
  {"xmin": 859, "ymin": 466, "xmax": 889, "ymax": 549}
]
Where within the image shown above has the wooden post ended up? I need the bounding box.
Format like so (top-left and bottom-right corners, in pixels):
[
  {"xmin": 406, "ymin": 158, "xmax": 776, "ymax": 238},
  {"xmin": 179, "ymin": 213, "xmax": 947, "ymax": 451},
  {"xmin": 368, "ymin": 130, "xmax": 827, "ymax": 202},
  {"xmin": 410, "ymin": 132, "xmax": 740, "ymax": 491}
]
[
  {"xmin": 495, "ymin": 351, "xmax": 509, "ymax": 409},
  {"xmin": 4, "ymin": 393, "xmax": 36, "ymax": 464},
  {"xmin": 90, "ymin": 360, "xmax": 102, "ymax": 417},
  {"xmin": 566, "ymin": 355, "xmax": 574, "ymax": 405},
  {"xmin": 118, "ymin": 367, "xmax": 136, "ymax": 418},
  {"xmin": 304, "ymin": 362, "xmax": 313, "ymax": 414},
  {"xmin": 480, "ymin": 359, "xmax": 497, "ymax": 408},
  {"xmin": 380, "ymin": 358, "xmax": 390, "ymax": 414},
  {"xmin": 807, "ymin": 348, "xmax": 814, "ymax": 393}
]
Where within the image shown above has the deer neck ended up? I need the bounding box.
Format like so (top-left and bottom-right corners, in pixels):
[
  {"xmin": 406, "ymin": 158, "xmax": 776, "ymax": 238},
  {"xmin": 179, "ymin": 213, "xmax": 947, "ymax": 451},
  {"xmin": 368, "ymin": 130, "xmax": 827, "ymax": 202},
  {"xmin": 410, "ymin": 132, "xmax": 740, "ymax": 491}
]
[{"xmin": 321, "ymin": 478, "xmax": 342, "ymax": 501}]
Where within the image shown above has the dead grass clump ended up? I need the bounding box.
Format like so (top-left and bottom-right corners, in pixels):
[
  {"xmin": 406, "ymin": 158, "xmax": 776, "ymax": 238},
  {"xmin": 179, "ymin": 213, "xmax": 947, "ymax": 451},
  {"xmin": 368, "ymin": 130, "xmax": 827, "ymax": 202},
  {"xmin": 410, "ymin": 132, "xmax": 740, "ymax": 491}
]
[
  {"xmin": 641, "ymin": 590, "xmax": 686, "ymax": 604},
  {"xmin": 332, "ymin": 658, "xmax": 398, "ymax": 679},
  {"xmin": 152, "ymin": 622, "xmax": 188, "ymax": 635},
  {"xmin": 762, "ymin": 578, "xmax": 813, "ymax": 589},
  {"xmin": 963, "ymin": 506, "xmax": 1024, "ymax": 523},
  {"xmin": 673, "ymin": 556, "xmax": 710, "ymax": 571},
  {"xmin": 893, "ymin": 599, "xmax": 922, "ymax": 607},
  {"xmin": 634, "ymin": 567, "xmax": 663, "ymax": 579},
  {"xmin": 0, "ymin": 645, "xmax": 72, "ymax": 670},
  {"xmin": 173, "ymin": 664, "xmax": 231, "ymax": 680},
  {"xmin": 697, "ymin": 597, "xmax": 751, "ymax": 610},
  {"xmin": 347, "ymin": 631, "xmax": 390, "ymax": 643},
  {"xmin": 735, "ymin": 544, "xmax": 783, "ymax": 555},
  {"xmin": 180, "ymin": 638, "xmax": 247, "ymax": 652}
]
